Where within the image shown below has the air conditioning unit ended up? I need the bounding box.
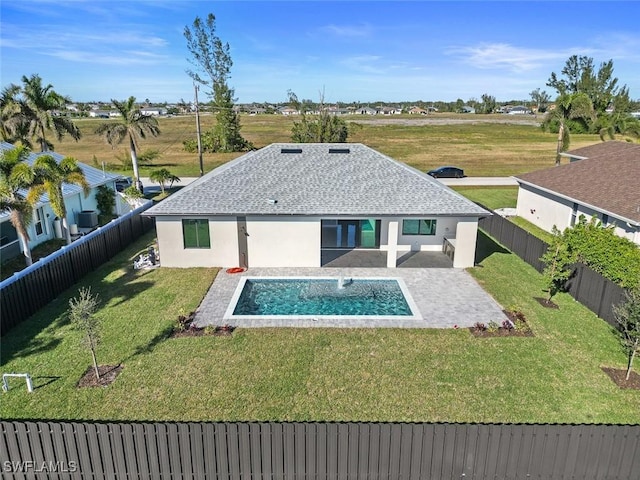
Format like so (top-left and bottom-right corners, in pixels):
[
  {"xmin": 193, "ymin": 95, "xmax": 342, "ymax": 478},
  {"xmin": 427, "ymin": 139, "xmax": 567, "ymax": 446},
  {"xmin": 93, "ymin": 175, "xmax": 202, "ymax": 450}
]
[{"xmin": 77, "ymin": 211, "xmax": 98, "ymax": 228}]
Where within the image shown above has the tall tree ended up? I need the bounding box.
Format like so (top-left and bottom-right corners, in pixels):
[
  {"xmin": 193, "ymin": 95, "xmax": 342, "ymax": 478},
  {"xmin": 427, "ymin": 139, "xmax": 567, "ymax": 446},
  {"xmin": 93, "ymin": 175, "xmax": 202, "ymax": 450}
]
[
  {"xmin": 479, "ymin": 94, "xmax": 496, "ymax": 114},
  {"xmin": 288, "ymin": 90, "xmax": 348, "ymax": 143},
  {"xmin": 0, "ymin": 84, "xmax": 25, "ymax": 144},
  {"xmin": 184, "ymin": 13, "xmax": 252, "ymax": 153},
  {"xmin": 20, "ymin": 74, "xmax": 81, "ymax": 152},
  {"xmin": 28, "ymin": 155, "xmax": 89, "ymax": 245},
  {"xmin": 544, "ymin": 92, "xmax": 596, "ymax": 165},
  {"xmin": 0, "ymin": 145, "xmax": 35, "ymax": 266},
  {"xmin": 95, "ymin": 97, "xmax": 160, "ymax": 190},
  {"xmin": 529, "ymin": 88, "xmax": 551, "ymax": 113}
]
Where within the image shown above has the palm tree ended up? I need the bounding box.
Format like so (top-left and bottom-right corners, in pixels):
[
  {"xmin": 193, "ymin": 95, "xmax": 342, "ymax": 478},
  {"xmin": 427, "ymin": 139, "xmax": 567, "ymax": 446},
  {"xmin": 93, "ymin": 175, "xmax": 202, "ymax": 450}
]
[
  {"xmin": 20, "ymin": 74, "xmax": 82, "ymax": 152},
  {"xmin": 1, "ymin": 84, "xmax": 20, "ymax": 141},
  {"xmin": 28, "ymin": 155, "xmax": 89, "ymax": 245},
  {"xmin": 95, "ymin": 97, "xmax": 160, "ymax": 191},
  {"xmin": 149, "ymin": 168, "xmax": 181, "ymax": 195},
  {"xmin": 544, "ymin": 93, "xmax": 595, "ymax": 165},
  {"xmin": 0, "ymin": 146, "xmax": 36, "ymax": 266}
]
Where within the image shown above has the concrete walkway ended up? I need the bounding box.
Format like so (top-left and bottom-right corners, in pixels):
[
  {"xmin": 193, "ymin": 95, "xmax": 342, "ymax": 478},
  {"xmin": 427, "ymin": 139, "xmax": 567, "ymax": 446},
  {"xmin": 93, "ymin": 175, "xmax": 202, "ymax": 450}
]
[{"xmin": 194, "ymin": 267, "xmax": 507, "ymax": 329}]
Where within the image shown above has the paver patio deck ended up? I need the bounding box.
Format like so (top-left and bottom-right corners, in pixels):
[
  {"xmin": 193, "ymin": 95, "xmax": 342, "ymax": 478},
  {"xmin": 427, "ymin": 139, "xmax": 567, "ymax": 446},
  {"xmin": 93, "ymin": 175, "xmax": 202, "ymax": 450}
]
[{"xmin": 194, "ymin": 266, "xmax": 508, "ymax": 328}]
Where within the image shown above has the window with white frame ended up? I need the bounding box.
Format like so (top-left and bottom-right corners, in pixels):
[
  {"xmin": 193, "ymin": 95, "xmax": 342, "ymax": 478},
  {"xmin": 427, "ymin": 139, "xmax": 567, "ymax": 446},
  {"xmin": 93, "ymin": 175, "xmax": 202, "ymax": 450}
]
[{"xmin": 34, "ymin": 207, "xmax": 46, "ymax": 236}]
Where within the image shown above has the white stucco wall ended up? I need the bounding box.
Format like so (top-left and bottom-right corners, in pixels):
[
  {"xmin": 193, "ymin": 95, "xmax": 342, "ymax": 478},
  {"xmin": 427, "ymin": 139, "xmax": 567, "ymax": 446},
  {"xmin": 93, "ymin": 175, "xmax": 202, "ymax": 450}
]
[
  {"xmin": 453, "ymin": 218, "xmax": 479, "ymax": 268},
  {"xmin": 516, "ymin": 186, "xmax": 573, "ymax": 232},
  {"xmin": 155, "ymin": 216, "xmax": 238, "ymax": 268},
  {"xmin": 246, "ymin": 216, "xmax": 321, "ymax": 267},
  {"xmin": 516, "ymin": 185, "xmax": 640, "ymax": 245}
]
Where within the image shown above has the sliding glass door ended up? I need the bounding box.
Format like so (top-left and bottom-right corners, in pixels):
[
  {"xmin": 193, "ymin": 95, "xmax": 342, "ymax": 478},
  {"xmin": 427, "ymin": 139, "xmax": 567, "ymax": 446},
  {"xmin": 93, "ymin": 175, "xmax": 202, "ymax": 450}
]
[{"xmin": 321, "ymin": 219, "xmax": 380, "ymax": 249}]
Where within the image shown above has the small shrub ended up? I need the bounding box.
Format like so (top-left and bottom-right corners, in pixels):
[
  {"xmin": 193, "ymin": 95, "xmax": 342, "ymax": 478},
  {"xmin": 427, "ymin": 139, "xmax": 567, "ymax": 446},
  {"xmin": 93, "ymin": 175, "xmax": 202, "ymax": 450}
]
[
  {"xmin": 473, "ymin": 322, "xmax": 487, "ymax": 332},
  {"xmin": 487, "ymin": 321, "xmax": 500, "ymax": 333},
  {"xmin": 502, "ymin": 319, "xmax": 515, "ymax": 330}
]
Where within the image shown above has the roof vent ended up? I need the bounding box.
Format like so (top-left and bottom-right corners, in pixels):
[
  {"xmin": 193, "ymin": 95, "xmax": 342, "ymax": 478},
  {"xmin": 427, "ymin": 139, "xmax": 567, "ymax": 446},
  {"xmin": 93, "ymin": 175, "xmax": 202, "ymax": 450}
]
[
  {"xmin": 267, "ymin": 198, "xmax": 278, "ymax": 205},
  {"xmin": 281, "ymin": 148, "xmax": 302, "ymax": 154},
  {"xmin": 328, "ymin": 148, "xmax": 350, "ymax": 154}
]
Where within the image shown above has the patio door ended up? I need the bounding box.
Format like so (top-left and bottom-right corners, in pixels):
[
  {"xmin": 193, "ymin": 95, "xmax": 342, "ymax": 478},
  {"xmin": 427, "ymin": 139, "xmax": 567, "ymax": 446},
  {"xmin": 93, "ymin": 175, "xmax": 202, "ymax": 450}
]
[{"xmin": 321, "ymin": 219, "xmax": 380, "ymax": 249}]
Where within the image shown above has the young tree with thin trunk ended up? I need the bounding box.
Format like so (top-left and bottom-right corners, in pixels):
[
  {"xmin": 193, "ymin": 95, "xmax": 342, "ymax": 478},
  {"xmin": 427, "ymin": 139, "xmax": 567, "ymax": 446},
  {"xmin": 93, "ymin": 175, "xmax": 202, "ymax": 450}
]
[
  {"xmin": 68, "ymin": 287, "xmax": 102, "ymax": 380},
  {"xmin": 613, "ymin": 287, "xmax": 640, "ymax": 381},
  {"xmin": 95, "ymin": 97, "xmax": 160, "ymax": 191},
  {"xmin": 0, "ymin": 145, "xmax": 35, "ymax": 266},
  {"xmin": 28, "ymin": 155, "xmax": 90, "ymax": 244},
  {"xmin": 540, "ymin": 226, "xmax": 574, "ymax": 303}
]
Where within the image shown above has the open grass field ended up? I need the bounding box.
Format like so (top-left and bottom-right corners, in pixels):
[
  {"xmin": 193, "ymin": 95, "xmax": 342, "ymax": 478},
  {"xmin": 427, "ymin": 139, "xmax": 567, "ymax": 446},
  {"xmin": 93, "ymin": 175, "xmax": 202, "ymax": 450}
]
[
  {"xmin": 1, "ymin": 231, "xmax": 638, "ymax": 424},
  {"xmin": 54, "ymin": 114, "xmax": 603, "ymax": 177}
]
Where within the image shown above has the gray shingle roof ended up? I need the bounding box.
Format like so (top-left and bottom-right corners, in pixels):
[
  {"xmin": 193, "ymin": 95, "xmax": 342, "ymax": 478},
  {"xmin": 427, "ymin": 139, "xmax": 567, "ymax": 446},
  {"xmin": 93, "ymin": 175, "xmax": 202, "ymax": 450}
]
[
  {"xmin": 145, "ymin": 143, "xmax": 489, "ymax": 217},
  {"xmin": 515, "ymin": 141, "xmax": 640, "ymax": 224}
]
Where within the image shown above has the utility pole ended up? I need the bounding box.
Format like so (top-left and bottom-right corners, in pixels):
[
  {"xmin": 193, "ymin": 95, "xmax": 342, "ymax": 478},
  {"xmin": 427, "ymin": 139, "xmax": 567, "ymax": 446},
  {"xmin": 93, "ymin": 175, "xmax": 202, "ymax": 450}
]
[{"xmin": 194, "ymin": 82, "xmax": 204, "ymax": 176}]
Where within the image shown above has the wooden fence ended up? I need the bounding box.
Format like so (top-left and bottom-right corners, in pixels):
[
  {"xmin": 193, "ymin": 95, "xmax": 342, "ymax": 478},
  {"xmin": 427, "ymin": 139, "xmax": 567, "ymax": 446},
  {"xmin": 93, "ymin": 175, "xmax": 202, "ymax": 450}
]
[
  {"xmin": 0, "ymin": 204, "xmax": 154, "ymax": 335},
  {"xmin": 1, "ymin": 421, "xmax": 638, "ymax": 479},
  {"xmin": 478, "ymin": 212, "xmax": 627, "ymax": 327}
]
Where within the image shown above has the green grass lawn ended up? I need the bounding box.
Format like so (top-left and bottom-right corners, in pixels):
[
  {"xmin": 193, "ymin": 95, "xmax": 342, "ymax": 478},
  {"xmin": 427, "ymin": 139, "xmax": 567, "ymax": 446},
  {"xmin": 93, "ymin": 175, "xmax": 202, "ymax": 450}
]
[
  {"xmin": 1, "ymin": 231, "xmax": 638, "ymax": 423},
  {"xmin": 53, "ymin": 114, "xmax": 603, "ymax": 178},
  {"xmin": 451, "ymin": 186, "xmax": 518, "ymax": 210}
]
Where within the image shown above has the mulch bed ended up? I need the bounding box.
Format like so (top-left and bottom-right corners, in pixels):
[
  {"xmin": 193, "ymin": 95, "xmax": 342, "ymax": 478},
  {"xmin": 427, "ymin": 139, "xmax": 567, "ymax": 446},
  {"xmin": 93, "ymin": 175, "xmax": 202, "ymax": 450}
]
[
  {"xmin": 535, "ymin": 297, "xmax": 559, "ymax": 309},
  {"xmin": 76, "ymin": 364, "xmax": 123, "ymax": 388},
  {"xmin": 170, "ymin": 325, "xmax": 235, "ymax": 338},
  {"xmin": 601, "ymin": 367, "xmax": 640, "ymax": 390}
]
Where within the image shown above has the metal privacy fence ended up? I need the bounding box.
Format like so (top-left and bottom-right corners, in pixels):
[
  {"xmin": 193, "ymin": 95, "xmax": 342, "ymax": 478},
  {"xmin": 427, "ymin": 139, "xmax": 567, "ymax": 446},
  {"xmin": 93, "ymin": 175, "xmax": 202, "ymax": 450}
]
[
  {"xmin": 478, "ymin": 212, "xmax": 627, "ymax": 327},
  {"xmin": 1, "ymin": 421, "xmax": 639, "ymax": 479},
  {"xmin": 0, "ymin": 204, "xmax": 154, "ymax": 335}
]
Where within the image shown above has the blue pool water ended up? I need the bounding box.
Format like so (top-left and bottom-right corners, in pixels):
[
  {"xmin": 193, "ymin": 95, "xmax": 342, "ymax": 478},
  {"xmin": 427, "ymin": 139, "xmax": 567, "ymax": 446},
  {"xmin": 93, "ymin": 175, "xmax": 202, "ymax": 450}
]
[{"xmin": 232, "ymin": 278, "xmax": 413, "ymax": 316}]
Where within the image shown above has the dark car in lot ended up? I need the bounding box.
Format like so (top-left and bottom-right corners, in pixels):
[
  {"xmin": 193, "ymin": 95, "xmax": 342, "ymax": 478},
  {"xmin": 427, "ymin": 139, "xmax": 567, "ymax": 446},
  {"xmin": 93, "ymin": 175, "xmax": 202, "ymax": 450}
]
[
  {"xmin": 427, "ymin": 166, "xmax": 465, "ymax": 178},
  {"xmin": 115, "ymin": 177, "xmax": 144, "ymax": 193}
]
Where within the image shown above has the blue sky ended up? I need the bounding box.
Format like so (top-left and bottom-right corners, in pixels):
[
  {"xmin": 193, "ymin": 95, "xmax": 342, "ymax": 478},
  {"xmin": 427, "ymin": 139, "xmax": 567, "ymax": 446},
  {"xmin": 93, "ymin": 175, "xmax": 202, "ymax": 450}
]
[{"xmin": 2, "ymin": 1, "xmax": 639, "ymax": 104}]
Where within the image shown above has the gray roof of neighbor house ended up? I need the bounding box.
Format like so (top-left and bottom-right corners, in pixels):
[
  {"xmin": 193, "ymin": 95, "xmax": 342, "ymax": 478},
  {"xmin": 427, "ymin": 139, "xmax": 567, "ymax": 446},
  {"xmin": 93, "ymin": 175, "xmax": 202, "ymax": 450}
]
[
  {"xmin": 0, "ymin": 141, "xmax": 119, "ymax": 207},
  {"xmin": 145, "ymin": 143, "xmax": 489, "ymax": 217},
  {"xmin": 515, "ymin": 141, "xmax": 640, "ymax": 224}
]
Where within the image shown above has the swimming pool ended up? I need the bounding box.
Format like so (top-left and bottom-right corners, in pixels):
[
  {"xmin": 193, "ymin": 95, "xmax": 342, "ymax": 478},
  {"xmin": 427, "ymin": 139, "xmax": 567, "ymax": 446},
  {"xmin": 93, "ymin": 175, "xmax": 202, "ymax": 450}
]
[{"xmin": 225, "ymin": 277, "xmax": 421, "ymax": 319}]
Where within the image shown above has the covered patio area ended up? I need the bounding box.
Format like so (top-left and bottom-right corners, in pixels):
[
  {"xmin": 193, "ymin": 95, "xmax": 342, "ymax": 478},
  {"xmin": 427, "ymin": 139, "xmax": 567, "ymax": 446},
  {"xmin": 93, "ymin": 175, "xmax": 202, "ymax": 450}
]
[{"xmin": 321, "ymin": 249, "xmax": 453, "ymax": 268}]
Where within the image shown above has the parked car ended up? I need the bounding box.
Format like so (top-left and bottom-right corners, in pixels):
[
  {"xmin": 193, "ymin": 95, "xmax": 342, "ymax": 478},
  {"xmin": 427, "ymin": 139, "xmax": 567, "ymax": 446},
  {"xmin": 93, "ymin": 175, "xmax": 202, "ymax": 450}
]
[
  {"xmin": 115, "ymin": 177, "xmax": 133, "ymax": 192},
  {"xmin": 427, "ymin": 166, "xmax": 465, "ymax": 179},
  {"xmin": 115, "ymin": 177, "xmax": 144, "ymax": 193}
]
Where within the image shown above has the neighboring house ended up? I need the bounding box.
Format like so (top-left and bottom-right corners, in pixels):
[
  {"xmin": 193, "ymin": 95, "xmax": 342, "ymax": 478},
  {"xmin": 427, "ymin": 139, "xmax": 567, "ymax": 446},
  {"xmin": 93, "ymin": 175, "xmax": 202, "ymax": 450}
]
[
  {"xmin": 408, "ymin": 107, "xmax": 428, "ymax": 115},
  {"xmin": 354, "ymin": 107, "xmax": 378, "ymax": 115},
  {"xmin": 278, "ymin": 107, "xmax": 299, "ymax": 115},
  {"xmin": 0, "ymin": 142, "xmax": 121, "ymax": 261},
  {"xmin": 140, "ymin": 108, "xmax": 165, "ymax": 116},
  {"xmin": 507, "ymin": 105, "xmax": 532, "ymax": 115},
  {"xmin": 88, "ymin": 110, "xmax": 111, "ymax": 118},
  {"xmin": 144, "ymin": 143, "xmax": 489, "ymax": 269},
  {"xmin": 514, "ymin": 141, "xmax": 640, "ymax": 245},
  {"xmin": 460, "ymin": 106, "xmax": 475, "ymax": 114}
]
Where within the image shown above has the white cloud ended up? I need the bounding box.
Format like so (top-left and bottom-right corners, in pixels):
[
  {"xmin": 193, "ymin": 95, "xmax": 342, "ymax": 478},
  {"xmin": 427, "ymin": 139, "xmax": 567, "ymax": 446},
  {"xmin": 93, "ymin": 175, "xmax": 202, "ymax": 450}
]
[
  {"xmin": 319, "ymin": 23, "xmax": 372, "ymax": 38},
  {"xmin": 447, "ymin": 43, "xmax": 584, "ymax": 71}
]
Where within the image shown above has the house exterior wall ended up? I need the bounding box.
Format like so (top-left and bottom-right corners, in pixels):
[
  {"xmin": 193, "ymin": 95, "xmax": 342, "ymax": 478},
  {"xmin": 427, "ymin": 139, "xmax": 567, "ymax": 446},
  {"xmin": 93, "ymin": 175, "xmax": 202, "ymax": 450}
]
[
  {"xmin": 155, "ymin": 216, "xmax": 238, "ymax": 268},
  {"xmin": 453, "ymin": 218, "xmax": 479, "ymax": 268},
  {"xmin": 516, "ymin": 185, "xmax": 573, "ymax": 232},
  {"xmin": 153, "ymin": 215, "xmax": 482, "ymax": 268},
  {"xmin": 516, "ymin": 184, "xmax": 640, "ymax": 245},
  {"xmin": 246, "ymin": 216, "xmax": 321, "ymax": 267}
]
